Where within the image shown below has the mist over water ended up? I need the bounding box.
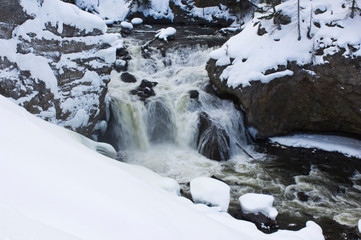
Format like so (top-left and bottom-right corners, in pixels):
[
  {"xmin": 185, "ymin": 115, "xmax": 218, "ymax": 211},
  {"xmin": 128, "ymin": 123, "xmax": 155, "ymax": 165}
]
[{"xmin": 106, "ymin": 25, "xmax": 361, "ymax": 235}]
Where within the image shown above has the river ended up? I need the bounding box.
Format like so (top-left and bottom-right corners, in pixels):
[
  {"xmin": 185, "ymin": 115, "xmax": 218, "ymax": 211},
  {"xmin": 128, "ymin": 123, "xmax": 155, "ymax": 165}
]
[{"xmin": 105, "ymin": 24, "xmax": 361, "ymax": 240}]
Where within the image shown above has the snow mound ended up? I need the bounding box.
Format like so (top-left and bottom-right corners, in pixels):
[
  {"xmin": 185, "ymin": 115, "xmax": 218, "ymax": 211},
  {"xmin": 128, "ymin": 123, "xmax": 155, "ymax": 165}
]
[
  {"xmin": 190, "ymin": 177, "xmax": 230, "ymax": 212},
  {"xmin": 270, "ymin": 134, "xmax": 361, "ymax": 159},
  {"xmin": 121, "ymin": 21, "xmax": 133, "ymax": 30},
  {"xmin": 155, "ymin": 27, "xmax": 176, "ymax": 41},
  {"xmin": 239, "ymin": 193, "xmax": 278, "ymax": 220},
  {"xmin": 210, "ymin": 0, "xmax": 361, "ymax": 88},
  {"xmin": 131, "ymin": 18, "xmax": 143, "ymax": 25}
]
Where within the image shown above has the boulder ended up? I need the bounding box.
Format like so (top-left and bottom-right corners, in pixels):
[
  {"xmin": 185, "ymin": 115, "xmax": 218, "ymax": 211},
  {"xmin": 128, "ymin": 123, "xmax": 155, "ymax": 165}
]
[
  {"xmin": 207, "ymin": 52, "xmax": 361, "ymax": 138},
  {"xmin": 120, "ymin": 72, "xmax": 137, "ymax": 83},
  {"xmin": 197, "ymin": 112, "xmax": 231, "ymax": 161}
]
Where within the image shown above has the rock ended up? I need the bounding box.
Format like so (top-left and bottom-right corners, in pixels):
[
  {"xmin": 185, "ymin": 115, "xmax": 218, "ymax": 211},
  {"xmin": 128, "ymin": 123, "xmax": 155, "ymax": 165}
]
[
  {"xmin": 206, "ymin": 53, "xmax": 361, "ymax": 138},
  {"xmin": 139, "ymin": 79, "xmax": 157, "ymax": 89},
  {"xmin": 116, "ymin": 47, "xmax": 129, "ymax": 58},
  {"xmin": 190, "ymin": 177, "xmax": 230, "ymax": 212},
  {"xmin": 114, "ymin": 59, "xmax": 128, "ymax": 72},
  {"xmin": 189, "ymin": 90, "xmax": 199, "ymax": 99},
  {"xmin": 0, "ymin": 0, "xmax": 117, "ymax": 138},
  {"xmin": 197, "ymin": 112, "xmax": 231, "ymax": 161},
  {"xmin": 297, "ymin": 192, "xmax": 309, "ymax": 202},
  {"xmin": 257, "ymin": 24, "xmax": 268, "ymax": 36},
  {"xmin": 120, "ymin": 72, "xmax": 137, "ymax": 83}
]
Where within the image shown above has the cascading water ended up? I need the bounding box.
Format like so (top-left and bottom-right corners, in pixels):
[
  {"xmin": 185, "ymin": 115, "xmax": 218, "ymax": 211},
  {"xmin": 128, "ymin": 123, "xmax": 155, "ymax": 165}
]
[{"xmin": 104, "ymin": 25, "xmax": 361, "ymax": 239}]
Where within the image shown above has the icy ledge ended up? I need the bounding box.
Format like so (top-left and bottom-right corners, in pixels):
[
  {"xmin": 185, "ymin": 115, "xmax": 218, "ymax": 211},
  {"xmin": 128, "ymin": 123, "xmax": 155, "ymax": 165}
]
[
  {"xmin": 0, "ymin": 95, "xmax": 324, "ymax": 240},
  {"xmin": 270, "ymin": 134, "xmax": 361, "ymax": 159}
]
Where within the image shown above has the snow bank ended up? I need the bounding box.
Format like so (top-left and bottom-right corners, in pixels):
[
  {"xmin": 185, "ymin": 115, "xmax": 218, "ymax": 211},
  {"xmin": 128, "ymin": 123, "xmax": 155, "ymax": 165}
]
[
  {"xmin": 270, "ymin": 134, "xmax": 361, "ymax": 159},
  {"xmin": 0, "ymin": 95, "xmax": 325, "ymax": 240},
  {"xmin": 239, "ymin": 193, "xmax": 278, "ymax": 220},
  {"xmin": 210, "ymin": 0, "xmax": 361, "ymax": 88},
  {"xmin": 75, "ymin": 0, "xmax": 130, "ymax": 22},
  {"xmin": 190, "ymin": 177, "xmax": 230, "ymax": 212},
  {"xmin": 155, "ymin": 27, "xmax": 176, "ymax": 41}
]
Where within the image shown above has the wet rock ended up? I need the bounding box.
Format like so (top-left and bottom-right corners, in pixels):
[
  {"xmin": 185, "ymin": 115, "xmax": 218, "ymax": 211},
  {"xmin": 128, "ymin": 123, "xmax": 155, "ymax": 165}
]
[
  {"xmin": 297, "ymin": 192, "xmax": 309, "ymax": 202},
  {"xmin": 120, "ymin": 72, "xmax": 137, "ymax": 83},
  {"xmin": 116, "ymin": 47, "xmax": 129, "ymax": 58},
  {"xmin": 189, "ymin": 90, "xmax": 199, "ymax": 99},
  {"xmin": 197, "ymin": 112, "xmax": 231, "ymax": 161},
  {"xmin": 206, "ymin": 52, "xmax": 361, "ymax": 138},
  {"xmin": 238, "ymin": 211, "xmax": 279, "ymax": 233},
  {"xmin": 130, "ymin": 79, "xmax": 157, "ymax": 101},
  {"xmin": 114, "ymin": 59, "xmax": 128, "ymax": 72}
]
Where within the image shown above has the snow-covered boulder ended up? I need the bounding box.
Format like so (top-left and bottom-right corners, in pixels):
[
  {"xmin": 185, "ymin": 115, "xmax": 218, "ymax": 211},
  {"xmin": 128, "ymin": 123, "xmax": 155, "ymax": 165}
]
[
  {"xmin": 155, "ymin": 27, "xmax": 176, "ymax": 41},
  {"xmin": 131, "ymin": 17, "xmax": 143, "ymax": 25},
  {"xmin": 120, "ymin": 21, "xmax": 133, "ymax": 30},
  {"xmin": 190, "ymin": 177, "xmax": 230, "ymax": 212},
  {"xmin": 207, "ymin": 0, "xmax": 361, "ymax": 138},
  {"xmin": 239, "ymin": 193, "xmax": 278, "ymax": 220},
  {"xmin": 0, "ymin": 0, "xmax": 121, "ymax": 137}
]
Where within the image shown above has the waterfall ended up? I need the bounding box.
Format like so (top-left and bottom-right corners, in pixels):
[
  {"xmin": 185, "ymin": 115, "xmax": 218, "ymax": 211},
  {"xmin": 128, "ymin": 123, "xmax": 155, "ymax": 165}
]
[{"xmin": 105, "ymin": 36, "xmax": 250, "ymax": 162}]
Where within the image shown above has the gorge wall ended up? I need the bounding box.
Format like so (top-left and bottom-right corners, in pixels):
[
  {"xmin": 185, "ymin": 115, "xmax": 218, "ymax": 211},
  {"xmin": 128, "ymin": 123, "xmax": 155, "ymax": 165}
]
[{"xmin": 0, "ymin": 0, "xmax": 121, "ymax": 137}]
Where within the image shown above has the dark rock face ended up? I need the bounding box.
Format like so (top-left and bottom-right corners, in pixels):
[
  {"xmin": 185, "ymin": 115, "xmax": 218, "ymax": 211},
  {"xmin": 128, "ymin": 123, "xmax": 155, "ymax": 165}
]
[
  {"xmin": 197, "ymin": 112, "xmax": 231, "ymax": 161},
  {"xmin": 0, "ymin": 0, "xmax": 116, "ymax": 138},
  {"xmin": 207, "ymin": 53, "xmax": 361, "ymax": 138}
]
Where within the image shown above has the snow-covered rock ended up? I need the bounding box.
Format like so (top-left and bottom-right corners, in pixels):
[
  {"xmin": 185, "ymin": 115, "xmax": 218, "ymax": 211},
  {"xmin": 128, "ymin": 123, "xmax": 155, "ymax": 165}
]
[
  {"xmin": 155, "ymin": 27, "xmax": 176, "ymax": 41},
  {"xmin": 131, "ymin": 17, "xmax": 143, "ymax": 25},
  {"xmin": 239, "ymin": 193, "xmax": 278, "ymax": 220},
  {"xmin": 120, "ymin": 21, "xmax": 133, "ymax": 30},
  {"xmin": 0, "ymin": 0, "xmax": 121, "ymax": 137},
  {"xmin": 358, "ymin": 219, "xmax": 361, "ymax": 234},
  {"xmin": 190, "ymin": 177, "xmax": 230, "ymax": 212},
  {"xmin": 270, "ymin": 134, "xmax": 361, "ymax": 159},
  {"xmin": 0, "ymin": 95, "xmax": 325, "ymax": 240},
  {"xmin": 207, "ymin": 0, "xmax": 361, "ymax": 138}
]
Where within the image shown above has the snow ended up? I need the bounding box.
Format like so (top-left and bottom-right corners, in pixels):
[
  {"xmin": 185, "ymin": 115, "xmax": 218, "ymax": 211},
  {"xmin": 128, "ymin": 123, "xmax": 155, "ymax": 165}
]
[
  {"xmin": 239, "ymin": 193, "xmax": 278, "ymax": 220},
  {"xmin": 155, "ymin": 27, "xmax": 176, "ymax": 41},
  {"xmin": 190, "ymin": 177, "xmax": 230, "ymax": 212},
  {"xmin": 0, "ymin": 95, "xmax": 325, "ymax": 240},
  {"xmin": 121, "ymin": 21, "xmax": 133, "ymax": 30},
  {"xmin": 75, "ymin": 0, "xmax": 130, "ymax": 22},
  {"xmin": 210, "ymin": 0, "xmax": 361, "ymax": 88},
  {"xmin": 358, "ymin": 219, "xmax": 361, "ymax": 233},
  {"xmin": 270, "ymin": 134, "xmax": 361, "ymax": 159},
  {"xmin": 131, "ymin": 18, "xmax": 143, "ymax": 25}
]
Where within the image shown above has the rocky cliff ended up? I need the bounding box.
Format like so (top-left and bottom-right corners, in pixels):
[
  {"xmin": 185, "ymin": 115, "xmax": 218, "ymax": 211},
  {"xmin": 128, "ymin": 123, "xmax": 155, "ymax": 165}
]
[
  {"xmin": 0, "ymin": 0, "xmax": 121, "ymax": 137},
  {"xmin": 207, "ymin": 0, "xmax": 361, "ymax": 138}
]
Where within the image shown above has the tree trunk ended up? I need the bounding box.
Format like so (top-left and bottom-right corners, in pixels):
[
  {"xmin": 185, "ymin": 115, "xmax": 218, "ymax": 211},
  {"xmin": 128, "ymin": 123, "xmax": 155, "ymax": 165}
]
[
  {"xmin": 351, "ymin": 0, "xmax": 356, "ymax": 18},
  {"xmin": 297, "ymin": 0, "xmax": 301, "ymax": 41}
]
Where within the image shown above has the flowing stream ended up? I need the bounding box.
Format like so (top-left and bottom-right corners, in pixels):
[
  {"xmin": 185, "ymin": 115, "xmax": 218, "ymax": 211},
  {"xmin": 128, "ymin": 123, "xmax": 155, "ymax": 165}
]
[{"xmin": 105, "ymin": 25, "xmax": 361, "ymax": 239}]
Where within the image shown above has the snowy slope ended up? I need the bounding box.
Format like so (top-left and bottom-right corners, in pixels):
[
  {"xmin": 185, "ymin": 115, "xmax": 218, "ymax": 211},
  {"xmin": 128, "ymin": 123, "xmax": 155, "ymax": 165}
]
[
  {"xmin": 0, "ymin": 95, "xmax": 325, "ymax": 240},
  {"xmin": 210, "ymin": 0, "xmax": 361, "ymax": 88}
]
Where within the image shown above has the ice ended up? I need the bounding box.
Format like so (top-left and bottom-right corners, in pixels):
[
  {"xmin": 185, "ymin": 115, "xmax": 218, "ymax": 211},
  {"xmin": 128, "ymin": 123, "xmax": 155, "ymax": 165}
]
[
  {"xmin": 190, "ymin": 177, "xmax": 230, "ymax": 212},
  {"xmin": 155, "ymin": 27, "xmax": 176, "ymax": 41},
  {"xmin": 131, "ymin": 18, "xmax": 143, "ymax": 25},
  {"xmin": 270, "ymin": 134, "xmax": 361, "ymax": 159},
  {"xmin": 239, "ymin": 193, "xmax": 278, "ymax": 220}
]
